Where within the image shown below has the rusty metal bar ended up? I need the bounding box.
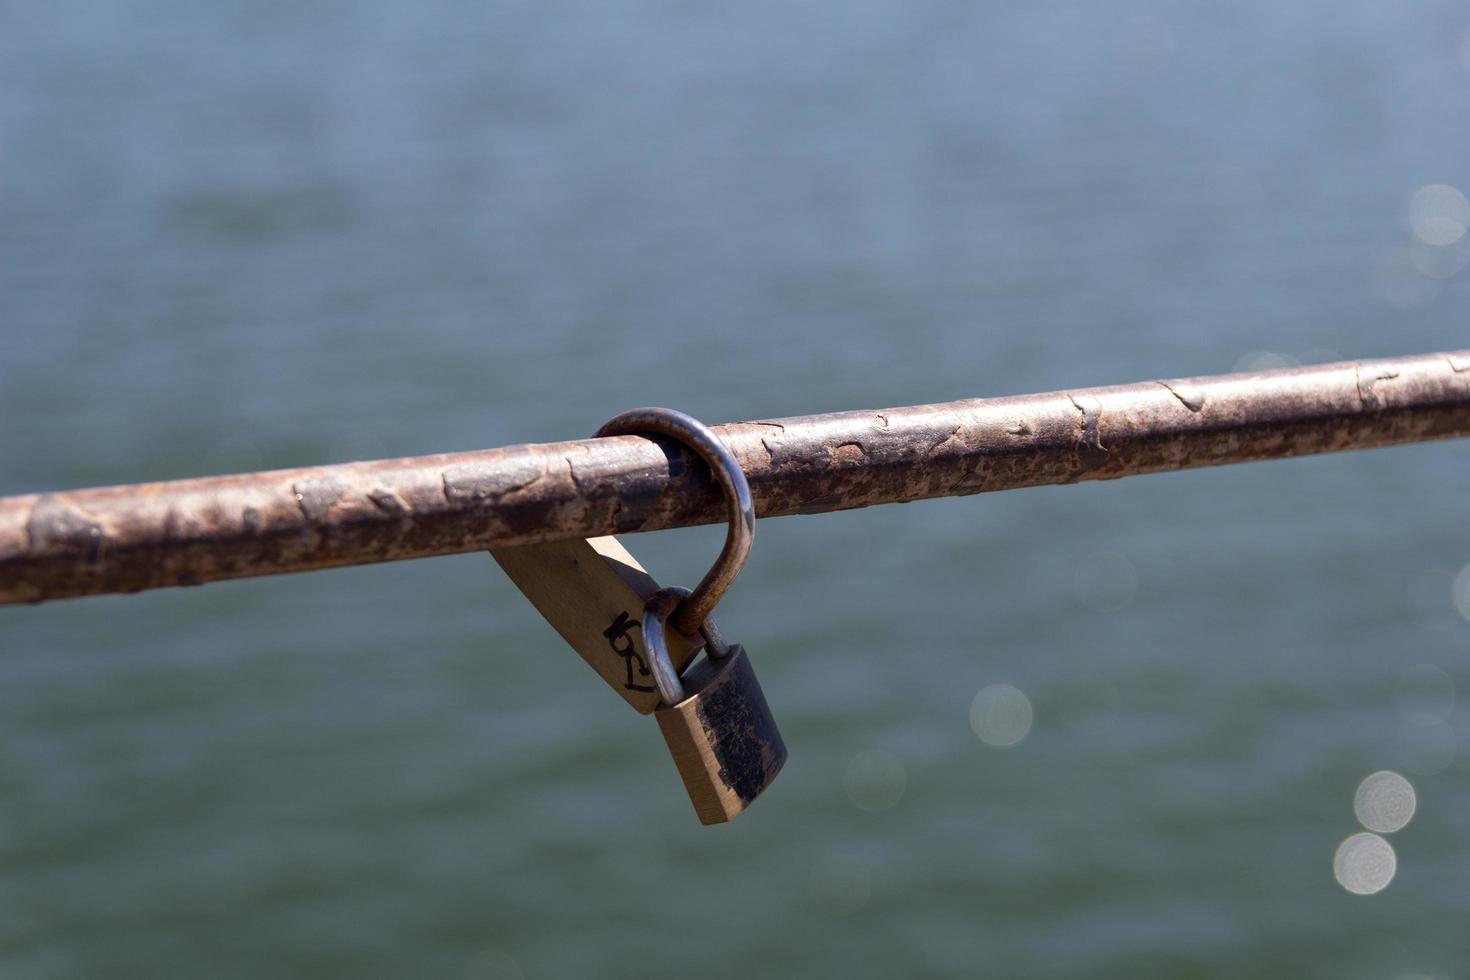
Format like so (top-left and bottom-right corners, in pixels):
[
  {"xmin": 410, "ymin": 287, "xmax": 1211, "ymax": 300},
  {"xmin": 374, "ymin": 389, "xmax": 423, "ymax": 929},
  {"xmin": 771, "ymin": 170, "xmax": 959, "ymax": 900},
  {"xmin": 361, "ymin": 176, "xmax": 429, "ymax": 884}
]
[{"xmin": 2, "ymin": 351, "xmax": 1467, "ymax": 606}]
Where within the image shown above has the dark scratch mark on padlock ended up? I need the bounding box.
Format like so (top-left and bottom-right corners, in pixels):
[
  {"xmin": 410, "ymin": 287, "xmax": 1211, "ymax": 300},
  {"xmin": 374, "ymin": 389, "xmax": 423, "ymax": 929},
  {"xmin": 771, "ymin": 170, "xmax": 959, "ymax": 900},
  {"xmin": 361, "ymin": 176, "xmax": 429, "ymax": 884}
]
[
  {"xmin": 1157, "ymin": 380, "xmax": 1206, "ymax": 413},
  {"xmin": 695, "ymin": 650, "xmax": 786, "ymax": 803},
  {"xmin": 1069, "ymin": 394, "xmax": 1109, "ymax": 476},
  {"xmin": 292, "ymin": 476, "xmax": 347, "ymax": 522},
  {"xmin": 603, "ymin": 610, "xmax": 655, "ymax": 692},
  {"xmin": 241, "ymin": 507, "xmax": 265, "ymax": 534},
  {"xmin": 1448, "ymin": 354, "xmax": 1470, "ymax": 373}
]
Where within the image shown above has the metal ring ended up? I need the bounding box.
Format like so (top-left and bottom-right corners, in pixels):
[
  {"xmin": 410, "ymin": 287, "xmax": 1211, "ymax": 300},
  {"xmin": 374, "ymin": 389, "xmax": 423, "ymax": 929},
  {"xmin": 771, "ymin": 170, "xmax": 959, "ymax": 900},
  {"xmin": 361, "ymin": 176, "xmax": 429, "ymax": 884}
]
[
  {"xmin": 595, "ymin": 407, "xmax": 754, "ymax": 636},
  {"xmin": 641, "ymin": 586, "xmax": 730, "ymax": 706}
]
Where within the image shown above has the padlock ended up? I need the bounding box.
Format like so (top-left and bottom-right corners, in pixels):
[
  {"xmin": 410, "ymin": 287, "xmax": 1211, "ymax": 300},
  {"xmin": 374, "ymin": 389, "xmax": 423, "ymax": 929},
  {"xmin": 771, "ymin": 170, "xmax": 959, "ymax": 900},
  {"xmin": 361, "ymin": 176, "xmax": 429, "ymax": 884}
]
[
  {"xmin": 642, "ymin": 586, "xmax": 787, "ymax": 825},
  {"xmin": 592, "ymin": 408, "xmax": 785, "ymax": 824}
]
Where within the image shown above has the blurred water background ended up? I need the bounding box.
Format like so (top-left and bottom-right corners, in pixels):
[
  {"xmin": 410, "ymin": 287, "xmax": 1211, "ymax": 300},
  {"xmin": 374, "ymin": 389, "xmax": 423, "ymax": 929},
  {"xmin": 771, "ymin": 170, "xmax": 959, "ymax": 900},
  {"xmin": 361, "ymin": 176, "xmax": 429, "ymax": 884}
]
[{"xmin": 3, "ymin": 2, "xmax": 1470, "ymax": 977}]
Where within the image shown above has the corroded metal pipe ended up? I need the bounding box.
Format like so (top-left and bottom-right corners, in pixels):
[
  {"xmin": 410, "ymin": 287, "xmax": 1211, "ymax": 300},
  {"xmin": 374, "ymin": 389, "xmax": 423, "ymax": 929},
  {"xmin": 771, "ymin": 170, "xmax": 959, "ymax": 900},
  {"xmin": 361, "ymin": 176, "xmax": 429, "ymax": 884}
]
[{"xmin": 2, "ymin": 351, "xmax": 1467, "ymax": 606}]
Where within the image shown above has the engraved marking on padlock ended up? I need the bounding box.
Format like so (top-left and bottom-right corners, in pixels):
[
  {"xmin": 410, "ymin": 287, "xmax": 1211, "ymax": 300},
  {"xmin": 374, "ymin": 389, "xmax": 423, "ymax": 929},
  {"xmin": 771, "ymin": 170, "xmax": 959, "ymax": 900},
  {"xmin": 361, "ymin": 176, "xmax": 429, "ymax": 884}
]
[
  {"xmin": 644, "ymin": 587, "xmax": 787, "ymax": 825},
  {"xmin": 601, "ymin": 609, "xmax": 655, "ymax": 693}
]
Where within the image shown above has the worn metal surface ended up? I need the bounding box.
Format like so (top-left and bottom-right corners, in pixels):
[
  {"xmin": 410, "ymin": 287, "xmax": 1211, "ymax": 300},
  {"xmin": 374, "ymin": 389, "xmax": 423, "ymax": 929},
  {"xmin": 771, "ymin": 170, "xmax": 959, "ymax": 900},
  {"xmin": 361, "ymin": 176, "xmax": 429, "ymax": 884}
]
[{"xmin": 2, "ymin": 351, "xmax": 1468, "ymax": 606}]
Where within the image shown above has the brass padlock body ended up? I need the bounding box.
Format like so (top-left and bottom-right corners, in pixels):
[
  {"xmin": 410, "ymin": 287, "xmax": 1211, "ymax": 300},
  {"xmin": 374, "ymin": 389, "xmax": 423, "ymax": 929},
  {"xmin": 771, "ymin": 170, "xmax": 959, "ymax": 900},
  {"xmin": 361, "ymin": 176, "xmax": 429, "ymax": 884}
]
[{"xmin": 655, "ymin": 644, "xmax": 787, "ymax": 825}]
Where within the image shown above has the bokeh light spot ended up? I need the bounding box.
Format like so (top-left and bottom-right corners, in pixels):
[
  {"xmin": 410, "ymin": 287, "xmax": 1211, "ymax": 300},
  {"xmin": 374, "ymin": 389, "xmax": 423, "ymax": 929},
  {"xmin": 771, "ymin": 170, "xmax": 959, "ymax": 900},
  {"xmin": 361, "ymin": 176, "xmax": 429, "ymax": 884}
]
[
  {"xmin": 1409, "ymin": 237, "xmax": 1470, "ymax": 279},
  {"xmin": 1453, "ymin": 564, "xmax": 1470, "ymax": 620},
  {"xmin": 1409, "ymin": 184, "xmax": 1470, "ymax": 246},
  {"xmin": 1353, "ymin": 770, "xmax": 1417, "ymax": 833},
  {"xmin": 1333, "ymin": 832, "xmax": 1397, "ymax": 895},
  {"xmin": 971, "ymin": 684, "xmax": 1033, "ymax": 748}
]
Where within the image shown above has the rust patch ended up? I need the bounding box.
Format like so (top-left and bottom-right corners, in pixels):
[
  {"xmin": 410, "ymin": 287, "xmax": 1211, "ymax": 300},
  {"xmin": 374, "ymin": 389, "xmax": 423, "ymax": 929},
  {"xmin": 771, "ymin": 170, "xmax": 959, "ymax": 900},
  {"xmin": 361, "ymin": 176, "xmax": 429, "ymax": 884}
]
[{"xmin": 829, "ymin": 441, "xmax": 868, "ymax": 466}]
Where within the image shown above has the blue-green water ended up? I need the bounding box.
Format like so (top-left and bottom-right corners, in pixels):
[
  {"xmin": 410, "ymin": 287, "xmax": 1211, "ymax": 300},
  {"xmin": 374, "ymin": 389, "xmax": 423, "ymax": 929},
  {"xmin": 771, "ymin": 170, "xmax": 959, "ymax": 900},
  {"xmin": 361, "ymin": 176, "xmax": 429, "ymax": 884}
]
[{"xmin": 3, "ymin": 2, "xmax": 1470, "ymax": 977}]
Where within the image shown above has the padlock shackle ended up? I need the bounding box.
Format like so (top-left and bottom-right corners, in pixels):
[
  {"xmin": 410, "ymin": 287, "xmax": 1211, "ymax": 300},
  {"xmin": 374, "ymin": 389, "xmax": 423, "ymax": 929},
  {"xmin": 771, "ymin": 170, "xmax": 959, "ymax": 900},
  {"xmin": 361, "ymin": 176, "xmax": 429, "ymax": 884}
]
[
  {"xmin": 641, "ymin": 588, "xmax": 691, "ymax": 705},
  {"xmin": 594, "ymin": 407, "xmax": 754, "ymax": 635},
  {"xmin": 641, "ymin": 586, "xmax": 732, "ymax": 706}
]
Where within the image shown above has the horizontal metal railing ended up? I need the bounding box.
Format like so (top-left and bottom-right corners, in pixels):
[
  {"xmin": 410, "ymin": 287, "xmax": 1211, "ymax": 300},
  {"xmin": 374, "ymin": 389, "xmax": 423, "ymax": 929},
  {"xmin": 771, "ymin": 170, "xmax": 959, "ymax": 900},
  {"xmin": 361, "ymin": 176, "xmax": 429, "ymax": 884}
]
[{"xmin": 2, "ymin": 350, "xmax": 1467, "ymax": 605}]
